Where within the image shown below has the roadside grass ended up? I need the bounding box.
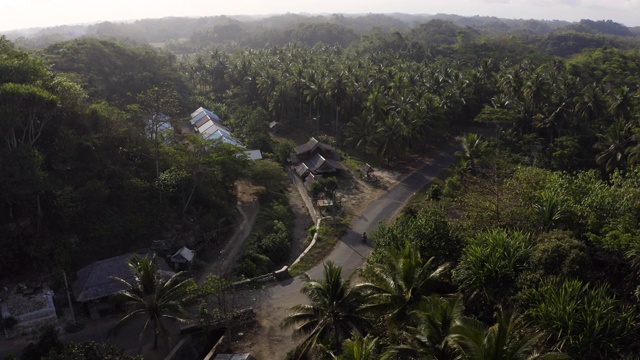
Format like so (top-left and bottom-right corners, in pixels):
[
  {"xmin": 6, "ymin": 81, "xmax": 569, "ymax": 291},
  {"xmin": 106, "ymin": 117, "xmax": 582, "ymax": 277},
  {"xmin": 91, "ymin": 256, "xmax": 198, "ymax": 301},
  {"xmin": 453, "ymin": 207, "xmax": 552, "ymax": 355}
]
[
  {"xmin": 341, "ymin": 146, "xmax": 386, "ymax": 176},
  {"xmin": 288, "ymin": 217, "xmax": 349, "ymax": 277},
  {"xmin": 406, "ymin": 167, "xmax": 452, "ymax": 208}
]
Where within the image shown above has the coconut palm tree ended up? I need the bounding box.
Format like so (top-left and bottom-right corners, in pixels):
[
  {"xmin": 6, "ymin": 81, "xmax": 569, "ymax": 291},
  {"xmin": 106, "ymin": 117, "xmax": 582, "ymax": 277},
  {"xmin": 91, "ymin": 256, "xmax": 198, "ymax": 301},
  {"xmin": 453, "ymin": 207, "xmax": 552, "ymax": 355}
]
[
  {"xmin": 456, "ymin": 133, "xmax": 488, "ymax": 172},
  {"xmin": 374, "ymin": 115, "xmax": 409, "ymax": 164},
  {"xmin": 574, "ymin": 83, "xmax": 606, "ymax": 128},
  {"xmin": 608, "ymin": 85, "xmax": 634, "ymax": 122},
  {"xmin": 346, "ymin": 115, "xmax": 377, "ymax": 151},
  {"xmin": 359, "ymin": 243, "xmax": 452, "ymax": 329},
  {"xmin": 321, "ymin": 335, "xmax": 384, "ymax": 360},
  {"xmin": 112, "ymin": 254, "xmax": 196, "ymax": 350},
  {"xmin": 448, "ymin": 312, "xmax": 568, "ymax": 360},
  {"xmin": 594, "ymin": 119, "xmax": 633, "ymax": 173},
  {"xmin": 282, "ymin": 261, "xmax": 370, "ymax": 358},
  {"xmin": 387, "ymin": 296, "xmax": 464, "ymax": 360},
  {"xmin": 523, "ymin": 70, "xmax": 549, "ymax": 111}
]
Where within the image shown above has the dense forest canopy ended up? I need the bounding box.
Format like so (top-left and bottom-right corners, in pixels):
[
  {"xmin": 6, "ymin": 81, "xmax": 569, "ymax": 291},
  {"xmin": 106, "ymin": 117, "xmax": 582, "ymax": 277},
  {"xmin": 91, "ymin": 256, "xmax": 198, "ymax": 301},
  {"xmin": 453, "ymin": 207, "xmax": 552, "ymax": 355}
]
[
  {"xmin": 0, "ymin": 36, "xmax": 247, "ymax": 278},
  {"xmin": 1, "ymin": 11, "xmax": 640, "ymax": 358}
]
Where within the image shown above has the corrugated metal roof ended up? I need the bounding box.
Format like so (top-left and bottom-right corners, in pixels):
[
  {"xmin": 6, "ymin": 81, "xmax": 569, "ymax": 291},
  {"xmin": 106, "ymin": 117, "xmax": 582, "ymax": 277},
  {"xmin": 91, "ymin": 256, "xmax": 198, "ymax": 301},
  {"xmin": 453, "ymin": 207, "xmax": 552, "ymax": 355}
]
[
  {"xmin": 171, "ymin": 246, "xmax": 194, "ymax": 263},
  {"xmin": 302, "ymin": 154, "xmax": 345, "ymax": 173},
  {"xmin": 206, "ymin": 129, "xmax": 241, "ymax": 146},
  {"xmin": 244, "ymin": 149, "xmax": 262, "ymax": 160},
  {"xmin": 199, "ymin": 120, "xmax": 229, "ymax": 136},
  {"xmin": 294, "ymin": 137, "xmax": 319, "ymax": 154},
  {"xmin": 191, "ymin": 107, "xmax": 222, "ymax": 123},
  {"xmin": 73, "ymin": 253, "xmax": 174, "ymax": 302}
]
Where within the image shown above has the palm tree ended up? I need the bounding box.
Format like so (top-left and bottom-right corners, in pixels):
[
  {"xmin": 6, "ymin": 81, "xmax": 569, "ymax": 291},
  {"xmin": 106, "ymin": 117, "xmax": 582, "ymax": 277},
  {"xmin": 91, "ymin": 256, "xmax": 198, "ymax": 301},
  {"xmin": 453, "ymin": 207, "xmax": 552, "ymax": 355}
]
[
  {"xmin": 374, "ymin": 115, "xmax": 409, "ymax": 164},
  {"xmin": 326, "ymin": 70, "xmax": 350, "ymax": 142},
  {"xmin": 625, "ymin": 131, "xmax": 640, "ymax": 166},
  {"xmin": 448, "ymin": 312, "xmax": 567, "ymax": 360},
  {"xmin": 609, "ymin": 86, "xmax": 634, "ymax": 121},
  {"xmin": 282, "ymin": 261, "xmax": 369, "ymax": 358},
  {"xmin": 456, "ymin": 133, "xmax": 488, "ymax": 172},
  {"xmin": 303, "ymin": 69, "xmax": 328, "ymax": 127},
  {"xmin": 346, "ymin": 115, "xmax": 377, "ymax": 150},
  {"xmin": 359, "ymin": 243, "xmax": 452, "ymax": 329},
  {"xmin": 575, "ymin": 83, "xmax": 606, "ymax": 128},
  {"xmin": 594, "ymin": 119, "xmax": 633, "ymax": 173},
  {"xmin": 388, "ymin": 296, "xmax": 464, "ymax": 360},
  {"xmin": 321, "ymin": 335, "xmax": 383, "ymax": 360},
  {"xmin": 523, "ymin": 69, "xmax": 549, "ymax": 111},
  {"xmin": 112, "ymin": 254, "xmax": 196, "ymax": 350}
]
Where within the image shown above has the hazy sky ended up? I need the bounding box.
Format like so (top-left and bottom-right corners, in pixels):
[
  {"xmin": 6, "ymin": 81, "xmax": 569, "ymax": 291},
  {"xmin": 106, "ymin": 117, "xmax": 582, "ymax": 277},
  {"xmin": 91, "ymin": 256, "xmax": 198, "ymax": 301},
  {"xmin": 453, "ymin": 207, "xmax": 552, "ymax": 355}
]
[{"xmin": 1, "ymin": 0, "xmax": 639, "ymax": 32}]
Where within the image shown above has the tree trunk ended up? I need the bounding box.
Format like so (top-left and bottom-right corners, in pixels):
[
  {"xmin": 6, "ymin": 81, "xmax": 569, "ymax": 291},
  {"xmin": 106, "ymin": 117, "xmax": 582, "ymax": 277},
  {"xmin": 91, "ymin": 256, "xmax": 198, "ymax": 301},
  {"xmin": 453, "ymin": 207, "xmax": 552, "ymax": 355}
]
[
  {"xmin": 335, "ymin": 106, "xmax": 340, "ymax": 144},
  {"xmin": 36, "ymin": 193, "xmax": 42, "ymax": 234},
  {"xmin": 183, "ymin": 178, "xmax": 197, "ymax": 214}
]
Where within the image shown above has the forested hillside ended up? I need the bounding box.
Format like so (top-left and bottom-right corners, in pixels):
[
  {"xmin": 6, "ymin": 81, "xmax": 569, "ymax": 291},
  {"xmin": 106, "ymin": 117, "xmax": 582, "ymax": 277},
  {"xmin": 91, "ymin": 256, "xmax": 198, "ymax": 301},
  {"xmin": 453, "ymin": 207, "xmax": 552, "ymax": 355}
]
[
  {"xmin": 1, "ymin": 12, "xmax": 640, "ymax": 358},
  {"xmin": 0, "ymin": 37, "xmax": 248, "ymax": 278}
]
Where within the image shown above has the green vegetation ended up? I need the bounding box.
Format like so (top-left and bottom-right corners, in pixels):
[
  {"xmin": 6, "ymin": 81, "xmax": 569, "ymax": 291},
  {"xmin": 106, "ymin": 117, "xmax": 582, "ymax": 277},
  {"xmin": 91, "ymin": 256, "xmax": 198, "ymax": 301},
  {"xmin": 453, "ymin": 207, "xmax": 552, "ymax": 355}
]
[
  {"xmin": 288, "ymin": 218, "xmax": 349, "ymax": 277},
  {"xmin": 2, "ymin": 11, "xmax": 640, "ymax": 358},
  {"xmin": 236, "ymin": 192, "xmax": 294, "ymax": 278},
  {"xmin": 282, "ymin": 261, "xmax": 369, "ymax": 358}
]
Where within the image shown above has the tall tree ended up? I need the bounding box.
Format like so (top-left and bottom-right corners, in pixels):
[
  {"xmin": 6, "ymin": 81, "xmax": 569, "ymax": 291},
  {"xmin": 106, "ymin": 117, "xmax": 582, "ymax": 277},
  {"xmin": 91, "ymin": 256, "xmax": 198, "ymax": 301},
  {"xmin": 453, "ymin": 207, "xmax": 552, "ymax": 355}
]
[
  {"xmin": 0, "ymin": 83, "xmax": 58, "ymax": 152},
  {"xmin": 112, "ymin": 254, "xmax": 196, "ymax": 350},
  {"xmin": 130, "ymin": 86, "xmax": 180, "ymax": 178},
  {"xmin": 360, "ymin": 243, "xmax": 452, "ymax": 329},
  {"xmin": 282, "ymin": 261, "xmax": 369, "ymax": 358},
  {"xmin": 594, "ymin": 119, "xmax": 632, "ymax": 173},
  {"xmin": 390, "ymin": 296, "xmax": 464, "ymax": 360}
]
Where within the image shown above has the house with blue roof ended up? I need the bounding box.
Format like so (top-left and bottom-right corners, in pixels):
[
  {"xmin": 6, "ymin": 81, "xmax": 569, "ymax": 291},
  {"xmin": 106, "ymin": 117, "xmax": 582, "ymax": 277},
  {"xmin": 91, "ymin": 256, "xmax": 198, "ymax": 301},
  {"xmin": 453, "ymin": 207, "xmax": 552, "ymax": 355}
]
[{"xmin": 190, "ymin": 107, "xmax": 262, "ymax": 160}]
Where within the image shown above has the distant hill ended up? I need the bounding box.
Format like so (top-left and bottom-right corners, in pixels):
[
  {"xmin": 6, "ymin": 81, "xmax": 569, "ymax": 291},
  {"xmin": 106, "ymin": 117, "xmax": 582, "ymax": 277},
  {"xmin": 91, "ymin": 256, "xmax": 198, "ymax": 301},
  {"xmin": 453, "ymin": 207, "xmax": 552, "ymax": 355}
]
[{"xmin": 2, "ymin": 13, "xmax": 637, "ymax": 52}]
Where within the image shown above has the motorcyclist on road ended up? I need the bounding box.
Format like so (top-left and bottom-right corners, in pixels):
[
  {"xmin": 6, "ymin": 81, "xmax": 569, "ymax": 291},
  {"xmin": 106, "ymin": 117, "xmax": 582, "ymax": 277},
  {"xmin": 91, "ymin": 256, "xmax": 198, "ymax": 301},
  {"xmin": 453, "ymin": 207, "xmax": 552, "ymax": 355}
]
[{"xmin": 362, "ymin": 232, "xmax": 367, "ymax": 243}]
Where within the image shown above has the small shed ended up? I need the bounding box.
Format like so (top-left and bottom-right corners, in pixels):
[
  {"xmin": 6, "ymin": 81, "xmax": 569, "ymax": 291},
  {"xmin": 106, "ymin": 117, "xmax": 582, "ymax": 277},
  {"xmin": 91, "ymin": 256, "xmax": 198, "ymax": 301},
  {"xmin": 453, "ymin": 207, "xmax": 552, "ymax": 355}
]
[
  {"xmin": 269, "ymin": 121, "xmax": 282, "ymax": 133},
  {"xmin": 243, "ymin": 149, "xmax": 263, "ymax": 160},
  {"xmin": 170, "ymin": 246, "xmax": 195, "ymax": 270}
]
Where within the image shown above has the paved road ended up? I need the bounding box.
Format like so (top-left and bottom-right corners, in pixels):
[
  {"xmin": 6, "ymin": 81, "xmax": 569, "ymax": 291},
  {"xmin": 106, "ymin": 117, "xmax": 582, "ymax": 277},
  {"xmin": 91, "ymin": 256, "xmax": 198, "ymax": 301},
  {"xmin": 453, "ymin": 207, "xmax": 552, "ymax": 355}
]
[{"xmin": 247, "ymin": 139, "xmax": 460, "ymax": 359}]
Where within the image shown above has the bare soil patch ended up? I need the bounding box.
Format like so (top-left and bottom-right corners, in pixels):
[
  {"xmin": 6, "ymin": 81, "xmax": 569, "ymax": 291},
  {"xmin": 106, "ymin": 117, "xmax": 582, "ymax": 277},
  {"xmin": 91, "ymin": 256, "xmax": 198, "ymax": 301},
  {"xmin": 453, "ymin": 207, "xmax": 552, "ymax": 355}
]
[{"xmin": 339, "ymin": 151, "xmax": 437, "ymax": 217}]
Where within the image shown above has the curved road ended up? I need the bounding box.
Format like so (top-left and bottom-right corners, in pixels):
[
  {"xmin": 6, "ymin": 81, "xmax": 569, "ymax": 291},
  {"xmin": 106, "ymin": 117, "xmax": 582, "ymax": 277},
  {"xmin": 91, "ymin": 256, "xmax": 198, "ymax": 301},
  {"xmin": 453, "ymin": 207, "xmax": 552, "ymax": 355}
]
[{"xmin": 248, "ymin": 139, "xmax": 460, "ymax": 358}]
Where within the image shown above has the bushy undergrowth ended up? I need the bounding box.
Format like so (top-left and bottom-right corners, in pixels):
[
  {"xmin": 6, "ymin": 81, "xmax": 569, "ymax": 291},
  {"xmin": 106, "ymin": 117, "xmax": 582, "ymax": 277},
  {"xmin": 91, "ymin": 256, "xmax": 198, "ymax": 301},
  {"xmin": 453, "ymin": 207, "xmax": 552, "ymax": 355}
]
[{"xmin": 236, "ymin": 193, "xmax": 294, "ymax": 278}]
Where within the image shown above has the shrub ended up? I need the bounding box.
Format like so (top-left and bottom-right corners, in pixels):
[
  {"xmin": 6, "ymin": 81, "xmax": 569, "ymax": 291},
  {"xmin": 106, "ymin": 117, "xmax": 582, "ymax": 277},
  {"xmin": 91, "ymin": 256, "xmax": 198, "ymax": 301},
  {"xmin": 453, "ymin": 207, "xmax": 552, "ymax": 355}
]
[
  {"xmin": 453, "ymin": 229, "xmax": 532, "ymax": 306},
  {"xmin": 524, "ymin": 279, "xmax": 637, "ymax": 359},
  {"xmin": 530, "ymin": 230, "xmax": 591, "ymax": 278}
]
